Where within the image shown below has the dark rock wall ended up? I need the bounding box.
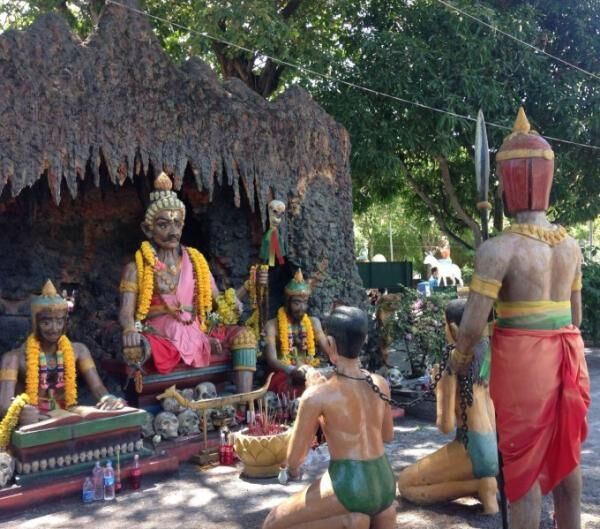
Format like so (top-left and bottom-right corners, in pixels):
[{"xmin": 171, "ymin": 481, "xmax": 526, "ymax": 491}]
[{"xmin": 0, "ymin": 0, "xmax": 364, "ymax": 358}]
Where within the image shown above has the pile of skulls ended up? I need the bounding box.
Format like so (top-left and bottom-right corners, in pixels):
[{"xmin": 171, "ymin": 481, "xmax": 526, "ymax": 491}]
[{"xmin": 146, "ymin": 383, "xmax": 237, "ymax": 444}]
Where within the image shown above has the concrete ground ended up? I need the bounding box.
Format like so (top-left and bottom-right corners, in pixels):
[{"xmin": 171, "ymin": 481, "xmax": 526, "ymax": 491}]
[{"xmin": 1, "ymin": 349, "xmax": 598, "ymax": 529}]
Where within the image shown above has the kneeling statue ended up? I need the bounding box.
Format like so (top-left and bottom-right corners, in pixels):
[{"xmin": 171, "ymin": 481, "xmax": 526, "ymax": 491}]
[
  {"xmin": 263, "ymin": 306, "xmax": 396, "ymax": 529},
  {"xmin": 397, "ymin": 298, "xmax": 499, "ymax": 514}
]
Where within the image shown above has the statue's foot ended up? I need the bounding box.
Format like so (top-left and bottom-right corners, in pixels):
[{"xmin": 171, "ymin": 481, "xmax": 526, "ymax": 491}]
[{"xmin": 478, "ymin": 477, "xmax": 499, "ymax": 515}]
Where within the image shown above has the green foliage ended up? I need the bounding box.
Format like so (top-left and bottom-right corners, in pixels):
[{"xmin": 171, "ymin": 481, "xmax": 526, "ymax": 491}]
[
  {"xmin": 311, "ymin": 0, "xmax": 600, "ymax": 232},
  {"xmin": 353, "ymin": 195, "xmax": 442, "ymax": 270},
  {"xmin": 2, "ymin": 1, "xmax": 598, "ymax": 234},
  {"xmin": 581, "ymin": 245, "xmax": 600, "ymax": 345},
  {"xmin": 381, "ymin": 287, "xmax": 453, "ymax": 375}
]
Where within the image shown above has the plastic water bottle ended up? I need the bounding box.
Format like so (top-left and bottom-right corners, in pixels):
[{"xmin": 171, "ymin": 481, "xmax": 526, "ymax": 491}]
[
  {"xmin": 82, "ymin": 476, "xmax": 95, "ymax": 503},
  {"xmin": 92, "ymin": 461, "xmax": 104, "ymax": 501},
  {"xmin": 130, "ymin": 454, "xmax": 141, "ymax": 490},
  {"xmin": 103, "ymin": 460, "xmax": 116, "ymax": 500}
]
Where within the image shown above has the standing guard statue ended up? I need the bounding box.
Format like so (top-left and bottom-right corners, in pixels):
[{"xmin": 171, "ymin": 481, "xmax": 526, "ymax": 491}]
[{"xmin": 450, "ymin": 108, "xmax": 590, "ymax": 529}]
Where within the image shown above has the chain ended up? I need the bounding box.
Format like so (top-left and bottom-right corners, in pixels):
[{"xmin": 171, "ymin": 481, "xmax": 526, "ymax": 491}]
[{"xmin": 335, "ymin": 342, "xmax": 474, "ymax": 449}]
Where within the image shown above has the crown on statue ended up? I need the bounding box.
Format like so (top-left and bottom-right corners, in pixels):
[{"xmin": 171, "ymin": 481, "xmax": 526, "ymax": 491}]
[
  {"xmin": 31, "ymin": 280, "xmax": 69, "ymax": 317},
  {"xmin": 144, "ymin": 171, "xmax": 186, "ymax": 225},
  {"xmin": 284, "ymin": 269, "xmax": 311, "ymax": 298}
]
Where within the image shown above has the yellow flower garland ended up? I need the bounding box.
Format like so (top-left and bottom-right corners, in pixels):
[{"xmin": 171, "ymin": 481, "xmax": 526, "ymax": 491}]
[
  {"xmin": 216, "ymin": 288, "xmax": 240, "ymax": 325},
  {"xmin": 25, "ymin": 334, "xmax": 77, "ymax": 408},
  {"xmin": 276, "ymin": 307, "xmax": 318, "ymax": 367},
  {"xmin": 133, "ymin": 242, "xmax": 212, "ymax": 329},
  {"xmin": 187, "ymin": 247, "xmax": 212, "ymax": 328},
  {"xmin": 0, "ymin": 393, "xmax": 30, "ymax": 450}
]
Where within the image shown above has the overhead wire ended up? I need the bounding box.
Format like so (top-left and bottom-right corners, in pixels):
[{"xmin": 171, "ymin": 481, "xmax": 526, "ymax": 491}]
[
  {"xmin": 105, "ymin": 0, "xmax": 600, "ymax": 152},
  {"xmin": 435, "ymin": 0, "xmax": 600, "ymax": 83}
]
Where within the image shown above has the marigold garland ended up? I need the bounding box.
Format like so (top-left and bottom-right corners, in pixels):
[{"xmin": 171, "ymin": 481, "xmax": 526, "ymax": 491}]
[
  {"xmin": 187, "ymin": 247, "xmax": 212, "ymax": 328},
  {"xmin": 0, "ymin": 393, "xmax": 30, "ymax": 450},
  {"xmin": 216, "ymin": 288, "xmax": 240, "ymax": 325},
  {"xmin": 133, "ymin": 242, "xmax": 212, "ymax": 330},
  {"xmin": 276, "ymin": 307, "xmax": 318, "ymax": 367},
  {"xmin": 25, "ymin": 334, "xmax": 77, "ymax": 408}
]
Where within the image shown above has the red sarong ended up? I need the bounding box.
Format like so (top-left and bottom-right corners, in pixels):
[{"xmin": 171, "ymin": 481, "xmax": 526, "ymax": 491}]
[
  {"xmin": 490, "ymin": 325, "xmax": 590, "ymax": 502},
  {"xmin": 268, "ymin": 370, "xmax": 305, "ymax": 397}
]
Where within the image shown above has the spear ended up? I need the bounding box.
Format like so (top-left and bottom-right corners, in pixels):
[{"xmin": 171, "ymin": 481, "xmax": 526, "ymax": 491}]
[
  {"xmin": 475, "ymin": 109, "xmax": 490, "ymax": 243},
  {"xmin": 475, "ymin": 110, "xmax": 508, "ymax": 529}
]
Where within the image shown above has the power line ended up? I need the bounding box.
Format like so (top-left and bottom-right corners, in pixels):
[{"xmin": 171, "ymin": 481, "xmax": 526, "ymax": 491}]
[
  {"xmin": 105, "ymin": 0, "xmax": 600, "ymax": 152},
  {"xmin": 435, "ymin": 0, "xmax": 600, "ymax": 83}
]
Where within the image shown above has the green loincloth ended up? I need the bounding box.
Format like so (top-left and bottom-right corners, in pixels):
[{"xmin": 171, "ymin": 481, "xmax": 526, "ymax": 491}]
[
  {"xmin": 328, "ymin": 455, "xmax": 396, "ymax": 515},
  {"xmin": 456, "ymin": 430, "xmax": 499, "ymax": 478}
]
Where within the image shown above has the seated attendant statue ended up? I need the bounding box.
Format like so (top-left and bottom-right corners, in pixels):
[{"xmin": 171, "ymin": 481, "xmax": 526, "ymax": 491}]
[
  {"xmin": 264, "ymin": 270, "xmax": 329, "ymax": 395},
  {"xmin": 397, "ymin": 298, "xmax": 499, "ymax": 514},
  {"xmin": 119, "ymin": 172, "xmax": 258, "ymax": 394},
  {"xmin": 0, "ymin": 281, "xmax": 124, "ymax": 424},
  {"xmin": 263, "ymin": 306, "xmax": 397, "ymax": 529}
]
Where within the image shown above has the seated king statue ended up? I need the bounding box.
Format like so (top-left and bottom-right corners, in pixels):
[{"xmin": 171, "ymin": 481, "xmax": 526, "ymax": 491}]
[
  {"xmin": 119, "ymin": 172, "xmax": 257, "ymax": 394},
  {"xmin": 0, "ymin": 280, "xmax": 124, "ymax": 424},
  {"xmin": 264, "ymin": 270, "xmax": 329, "ymax": 395}
]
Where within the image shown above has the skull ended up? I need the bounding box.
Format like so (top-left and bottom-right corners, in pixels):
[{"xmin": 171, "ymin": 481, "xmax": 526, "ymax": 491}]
[
  {"xmin": 385, "ymin": 367, "xmax": 404, "ymax": 388},
  {"xmin": 177, "ymin": 409, "xmax": 200, "ymax": 436},
  {"xmin": 162, "ymin": 397, "xmax": 184, "ymax": 414},
  {"xmin": 0, "ymin": 452, "xmax": 15, "ymax": 488},
  {"xmin": 141, "ymin": 412, "xmax": 155, "ymax": 438},
  {"xmin": 199, "ymin": 409, "xmax": 216, "ymax": 432},
  {"xmin": 181, "ymin": 388, "xmax": 195, "ymax": 403},
  {"xmin": 195, "ymin": 382, "xmax": 217, "ymax": 401},
  {"xmin": 268, "ymin": 200, "xmax": 286, "ymax": 228},
  {"xmin": 154, "ymin": 411, "xmax": 179, "ymax": 439}
]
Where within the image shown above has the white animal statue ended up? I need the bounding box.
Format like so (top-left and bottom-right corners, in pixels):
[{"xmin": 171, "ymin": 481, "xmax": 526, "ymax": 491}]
[{"xmin": 423, "ymin": 253, "xmax": 463, "ymax": 287}]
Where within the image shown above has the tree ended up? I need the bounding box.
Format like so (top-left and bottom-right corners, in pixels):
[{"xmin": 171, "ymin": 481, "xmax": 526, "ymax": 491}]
[
  {"xmin": 310, "ymin": 0, "xmax": 600, "ymax": 248},
  {"xmin": 2, "ymin": 0, "xmax": 598, "ymax": 244}
]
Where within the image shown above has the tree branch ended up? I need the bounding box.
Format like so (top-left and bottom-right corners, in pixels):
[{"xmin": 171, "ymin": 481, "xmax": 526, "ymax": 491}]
[
  {"xmin": 436, "ymin": 155, "xmax": 482, "ymax": 247},
  {"xmin": 401, "ymin": 162, "xmax": 474, "ymax": 251},
  {"xmin": 280, "ymin": 0, "xmax": 304, "ymax": 19}
]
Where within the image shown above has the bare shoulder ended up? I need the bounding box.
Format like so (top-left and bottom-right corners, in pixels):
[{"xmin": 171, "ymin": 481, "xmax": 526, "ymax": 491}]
[
  {"xmin": 369, "ymin": 372, "xmax": 390, "ymax": 394},
  {"xmin": 474, "ymin": 236, "xmax": 513, "ymax": 278},
  {"xmin": 1, "ymin": 347, "xmax": 23, "ymax": 367},
  {"xmin": 309, "ymin": 316, "xmax": 323, "ymax": 330},
  {"xmin": 72, "ymin": 342, "xmax": 92, "ymax": 360},
  {"xmin": 563, "ymin": 234, "xmax": 583, "ymax": 256},
  {"xmin": 122, "ymin": 261, "xmax": 137, "ymax": 281},
  {"xmin": 265, "ymin": 318, "xmax": 277, "ymax": 335}
]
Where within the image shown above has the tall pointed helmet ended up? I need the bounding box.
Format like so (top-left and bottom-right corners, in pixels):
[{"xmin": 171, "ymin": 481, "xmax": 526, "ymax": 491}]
[
  {"xmin": 31, "ymin": 280, "xmax": 69, "ymax": 325},
  {"xmin": 496, "ymin": 107, "xmax": 555, "ymax": 216},
  {"xmin": 284, "ymin": 269, "xmax": 311, "ymax": 298}
]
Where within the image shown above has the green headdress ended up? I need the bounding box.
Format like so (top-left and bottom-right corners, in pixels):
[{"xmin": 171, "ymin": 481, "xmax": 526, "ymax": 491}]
[
  {"xmin": 31, "ymin": 280, "xmax": 68, "ymax": 325},
  {"xmin": 284, "ymin": 269, "xmax": 311, "ymax": 299}
]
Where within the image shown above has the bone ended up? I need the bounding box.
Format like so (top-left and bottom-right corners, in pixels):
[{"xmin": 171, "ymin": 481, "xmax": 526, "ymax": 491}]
[
  {"xmin": 48, "ymin": 457, "xmax": 56, "ymax": 469},
  {"xmin": 32, "ymin": 460, "xmax": 40, "ymax": 473}
]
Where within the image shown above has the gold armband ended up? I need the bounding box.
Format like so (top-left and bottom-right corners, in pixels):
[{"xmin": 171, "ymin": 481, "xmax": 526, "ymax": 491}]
[
  {"xmin": 78, "ymin": 357, "xmax": 97, "ymax": 374},
  {"xmin": 452, "ymin": 348, "xmax": 473, "ymax": 365},
  {"xmin": 0, "ymin": 368, "xmax": 18, "ymax": 382},
  {"xmin": 470, "ymin": 273, "xmax": 502, "ymax": 300},
  {"xmin": 571, "ymin": 274, "xmax": 582, "ymax": 292},
  {"xmin": 119, "ymin": 280, "xmax": 138, "ymax": 294}
]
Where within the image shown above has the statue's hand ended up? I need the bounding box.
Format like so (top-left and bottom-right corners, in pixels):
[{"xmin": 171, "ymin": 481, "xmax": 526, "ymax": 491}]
[
  {"xmin": 19, "ymin": 404, "xmax": 41, "ymax": 426},
  {"xmin": 96, "ymin": 394, "xmax": 127, "ymax": 410},
  {"xmin": 209, "ymin": 338, "xmax": 223, "ymax": 356},
  {"xmin": 123, "ymin": 330, "xmax": 142, "ymax": 348},
  {"xmin": 449, "ymin": 356, "xmax": 470, "ymax": 377}
]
